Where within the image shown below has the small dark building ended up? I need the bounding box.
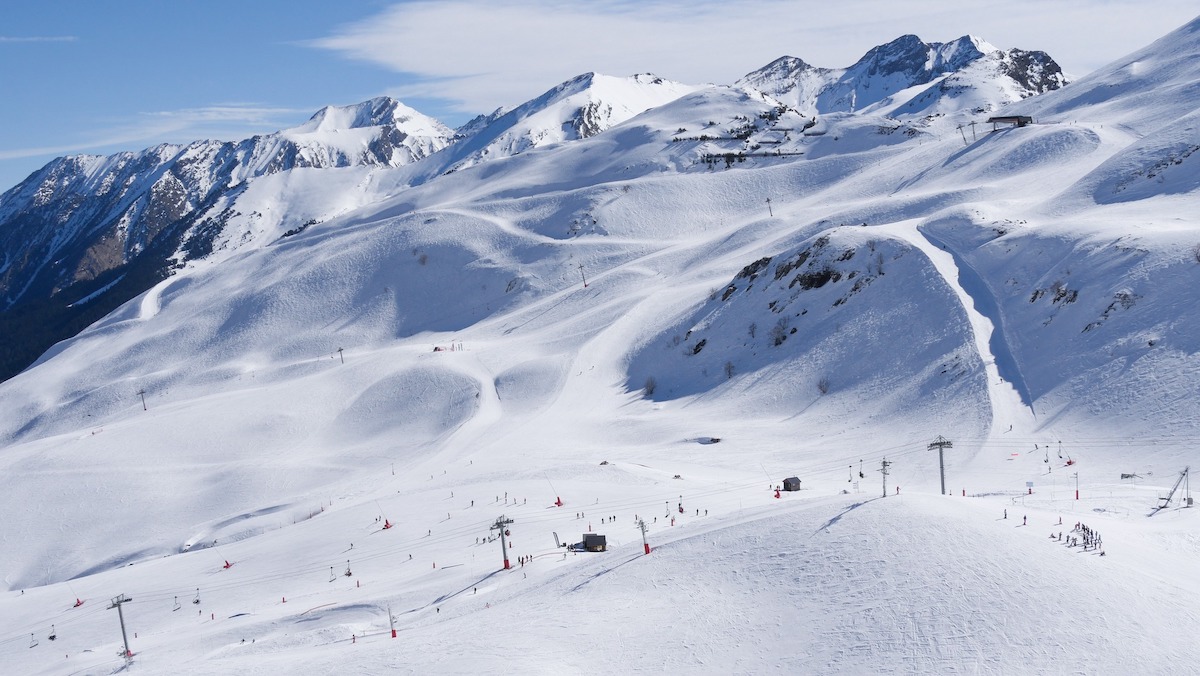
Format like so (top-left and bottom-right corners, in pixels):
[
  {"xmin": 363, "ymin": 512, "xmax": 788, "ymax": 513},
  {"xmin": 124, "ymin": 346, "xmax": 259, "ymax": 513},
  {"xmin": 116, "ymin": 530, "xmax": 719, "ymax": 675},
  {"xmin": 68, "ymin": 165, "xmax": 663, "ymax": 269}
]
[
  {"xmin": 582, "ymin": 533, "xmax": 607, "ymax": 552},
  {"xmin": 783, "ymin": 477, "xmax": 802, "ymax": 492},
  {"xmin": 986, "ymin": 115, "xmax": 1033, "ymax": 129}
]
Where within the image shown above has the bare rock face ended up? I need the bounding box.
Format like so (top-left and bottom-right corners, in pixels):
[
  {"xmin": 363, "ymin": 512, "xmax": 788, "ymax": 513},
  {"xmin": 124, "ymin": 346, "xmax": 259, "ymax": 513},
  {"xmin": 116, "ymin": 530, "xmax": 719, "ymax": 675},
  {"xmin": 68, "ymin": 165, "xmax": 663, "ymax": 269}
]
[{"xmin": 998, "ymin": 49, "xmax": 1067, "ymax": 96}]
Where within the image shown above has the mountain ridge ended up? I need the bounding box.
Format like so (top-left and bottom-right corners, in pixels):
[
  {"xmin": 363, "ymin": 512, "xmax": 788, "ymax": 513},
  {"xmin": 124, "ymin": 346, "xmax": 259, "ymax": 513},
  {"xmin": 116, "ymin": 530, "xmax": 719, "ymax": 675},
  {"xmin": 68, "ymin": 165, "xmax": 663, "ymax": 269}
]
[{"xmin": 737, "ymin": 33, "xmax": 1065, "ymax": 116}]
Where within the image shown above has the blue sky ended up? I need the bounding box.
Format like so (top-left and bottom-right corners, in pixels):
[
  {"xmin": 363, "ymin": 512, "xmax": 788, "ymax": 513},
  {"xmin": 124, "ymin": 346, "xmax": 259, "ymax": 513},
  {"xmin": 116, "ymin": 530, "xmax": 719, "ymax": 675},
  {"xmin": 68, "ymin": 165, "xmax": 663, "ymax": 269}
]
[{"xmin": 1, "ymin": 1, "xmax": 1195, "ymax": 191}]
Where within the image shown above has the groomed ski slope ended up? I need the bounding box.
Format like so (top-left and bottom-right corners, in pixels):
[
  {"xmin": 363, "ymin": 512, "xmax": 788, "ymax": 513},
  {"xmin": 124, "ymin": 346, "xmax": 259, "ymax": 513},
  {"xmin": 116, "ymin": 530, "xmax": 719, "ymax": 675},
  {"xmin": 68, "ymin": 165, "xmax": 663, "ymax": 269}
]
[{"xmin": 2, "ymin": 482, "xmax": 1197, "ymax": 675}]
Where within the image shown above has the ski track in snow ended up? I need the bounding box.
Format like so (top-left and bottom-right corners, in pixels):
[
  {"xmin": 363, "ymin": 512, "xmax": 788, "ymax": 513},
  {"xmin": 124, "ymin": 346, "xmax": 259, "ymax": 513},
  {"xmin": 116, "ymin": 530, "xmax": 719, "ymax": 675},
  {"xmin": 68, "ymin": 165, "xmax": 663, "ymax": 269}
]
[
  {"xmin": 137, "ymin": 275, "xmax": 174, "ymax": 321},
  {"xmin": 886, "ymin": 220, "xmax": 1036, "ymax": 437}
]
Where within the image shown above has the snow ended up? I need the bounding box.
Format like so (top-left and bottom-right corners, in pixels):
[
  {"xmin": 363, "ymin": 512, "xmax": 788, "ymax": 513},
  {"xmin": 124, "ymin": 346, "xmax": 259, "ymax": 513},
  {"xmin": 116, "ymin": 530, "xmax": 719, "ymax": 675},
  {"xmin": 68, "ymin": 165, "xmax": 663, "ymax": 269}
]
[
  {"xmin": 3, "ymin": 16, "xmax": 1200, "ymax": 676},
  {"xmin": 417, "ymin": 72, "xmax": 707, "ymax": 179}
]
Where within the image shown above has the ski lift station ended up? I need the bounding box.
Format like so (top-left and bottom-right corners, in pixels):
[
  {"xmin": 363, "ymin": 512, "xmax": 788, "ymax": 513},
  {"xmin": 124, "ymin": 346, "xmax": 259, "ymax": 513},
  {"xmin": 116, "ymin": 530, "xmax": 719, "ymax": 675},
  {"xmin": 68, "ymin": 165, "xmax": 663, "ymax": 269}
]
[
  {"xmin": 783, "ymin": 477, "xmax": 802, "ymax": 492},
  {"xmin": 581, "ymin": 534, "xmax": 607, "ymax": 552},
  {"xmin": 986, "ymin": 115, "xmax": 1034, "ymax": 129}
]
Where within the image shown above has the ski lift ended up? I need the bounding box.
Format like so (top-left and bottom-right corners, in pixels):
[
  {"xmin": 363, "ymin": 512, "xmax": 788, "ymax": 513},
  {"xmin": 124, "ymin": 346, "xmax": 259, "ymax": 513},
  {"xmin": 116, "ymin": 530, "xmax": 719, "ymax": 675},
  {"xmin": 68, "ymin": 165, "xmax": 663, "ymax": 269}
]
[
  {"xmin": 344, "ymin": 560, "xmax": 353, "ymax": 577},
  {"xmin": 48, "ymin": 625, "xmax": 56, "ymax": 641},
  {"xmin": 859, "ymin": 460, "xmax": 865, "ymax": 479},
  {"xmin": 29, "ymin": 633, "xmax": 38, "ymax": 648},
  {"xmin": 504, "ymin": 529, "xmax": 511, "ymax": 537},
  {"xmin": 173, "ymin": 596, "xmax": 181, "ymax": 612},
  {"xmin": 1058, "ymin": 441, "xmax": 1064, "ymax": 459},
  {"xmin": 192, "ymin": 588, "xmax": 201, "ymax": 605},
  {"xmin": 848, "ymin": 465, "xmax": 854, "ymax": 482}
]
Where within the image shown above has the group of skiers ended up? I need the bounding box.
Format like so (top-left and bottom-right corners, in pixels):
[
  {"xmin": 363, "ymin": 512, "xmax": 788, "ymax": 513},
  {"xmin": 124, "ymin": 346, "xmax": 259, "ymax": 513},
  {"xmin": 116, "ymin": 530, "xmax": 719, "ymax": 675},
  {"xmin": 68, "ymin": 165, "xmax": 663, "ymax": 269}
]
[
  {"xmin": 1072, "ymin": 522, "xmax": 1103, "ymax": 553},
  {"xmin": 1047, "ymin": 521, "xmax": 1104, "ymax": 554}
]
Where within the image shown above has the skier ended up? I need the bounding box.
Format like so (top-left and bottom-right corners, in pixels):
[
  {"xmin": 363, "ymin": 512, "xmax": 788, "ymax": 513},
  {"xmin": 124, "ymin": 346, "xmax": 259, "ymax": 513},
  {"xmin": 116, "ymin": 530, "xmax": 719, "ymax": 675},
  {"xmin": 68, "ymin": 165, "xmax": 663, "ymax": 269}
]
[
  {"xmin": 1004, "ymin": 509, "xmax": 1007, "ymax": 519},
  {"xmin": 1023, "ymin": 515, "xmax": 1027, "ymax": 526}
]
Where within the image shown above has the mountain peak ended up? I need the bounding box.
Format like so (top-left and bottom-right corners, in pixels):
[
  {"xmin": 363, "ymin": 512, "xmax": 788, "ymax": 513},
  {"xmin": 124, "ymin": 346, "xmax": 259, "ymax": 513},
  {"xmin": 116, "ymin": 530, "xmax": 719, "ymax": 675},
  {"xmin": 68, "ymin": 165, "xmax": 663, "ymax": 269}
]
[
  {"xmin": 848, "ymin": 34, "xmax": 989, "ymax": 79},
  {"xmin": 739, "ymin": 33, "xmax": 1018, "ymax": 114},
  {"xmin": 552, "ymin": 72, "xmax": 676, "ymax": 99},
  {"xmin": 430, "ymin": 71, "xmax": 703, "ymax": 176},
  {"xmin": 932, "ymin": 35, "xmax": 998, "ymax": 70},
  {"xmin": 293, "ymin": 96, "xmax": 443, "ymax": 134}
]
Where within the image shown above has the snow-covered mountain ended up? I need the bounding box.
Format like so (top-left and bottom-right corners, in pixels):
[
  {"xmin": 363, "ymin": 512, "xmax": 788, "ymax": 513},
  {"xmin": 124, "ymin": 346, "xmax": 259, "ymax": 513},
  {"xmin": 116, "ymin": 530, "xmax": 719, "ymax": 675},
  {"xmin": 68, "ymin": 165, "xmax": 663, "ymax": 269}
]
[
  {"xmin": 737, "ymin": 34, "xmax": 1066, "ymax": 117},
  {"xmin": 1, "ymin": 96, "xmax": 450, "ymax": 305},
  {"xmin": 2, "ymin": 19, "xmax": 1200, "ymax": 673},
  {"xmin": 427, "ymin": 72, "xmax": 705, "ymax": 176},
  {"xmin": 0, "ymin": 98, "xmax": 452, "ymax": 381},
  {"xmin": 1003, "ymin": 15, "xmax": 1200, "ymax": 205},
  {"xmin": 0, "ymin": 36, "xmax": 1067, "ymax": 384}
]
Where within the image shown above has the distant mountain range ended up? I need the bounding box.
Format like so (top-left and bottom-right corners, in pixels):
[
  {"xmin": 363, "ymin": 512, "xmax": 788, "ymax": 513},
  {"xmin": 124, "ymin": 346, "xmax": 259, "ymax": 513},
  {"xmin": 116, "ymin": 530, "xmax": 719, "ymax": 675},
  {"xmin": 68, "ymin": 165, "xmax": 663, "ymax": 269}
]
[
  {"xmin": 737, "ymin": 35, "xmax": 1064, "ymax": 115},
  {"xmin": 0, "ymin": 34, "xmax": 1066, "ymax": 382}
]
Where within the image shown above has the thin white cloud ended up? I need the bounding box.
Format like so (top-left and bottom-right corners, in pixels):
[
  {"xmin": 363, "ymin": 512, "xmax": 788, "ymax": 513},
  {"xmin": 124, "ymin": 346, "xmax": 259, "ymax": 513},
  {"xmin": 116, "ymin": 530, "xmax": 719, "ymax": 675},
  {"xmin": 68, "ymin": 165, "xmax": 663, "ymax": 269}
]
[
  {"xmin": 310, "ymin": 0, "xmax": 1198, "ymax": 114},
  {"xmin": 0, "ymin": 36, "xmax": 77, "ymax": 43},
  {"xmin": 139, "ymin": 105, "xmax": 311, "ymax": 128},
  {"xmin": 0, "ymin": 105, "xmax": 310, "ymax": 162}
]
